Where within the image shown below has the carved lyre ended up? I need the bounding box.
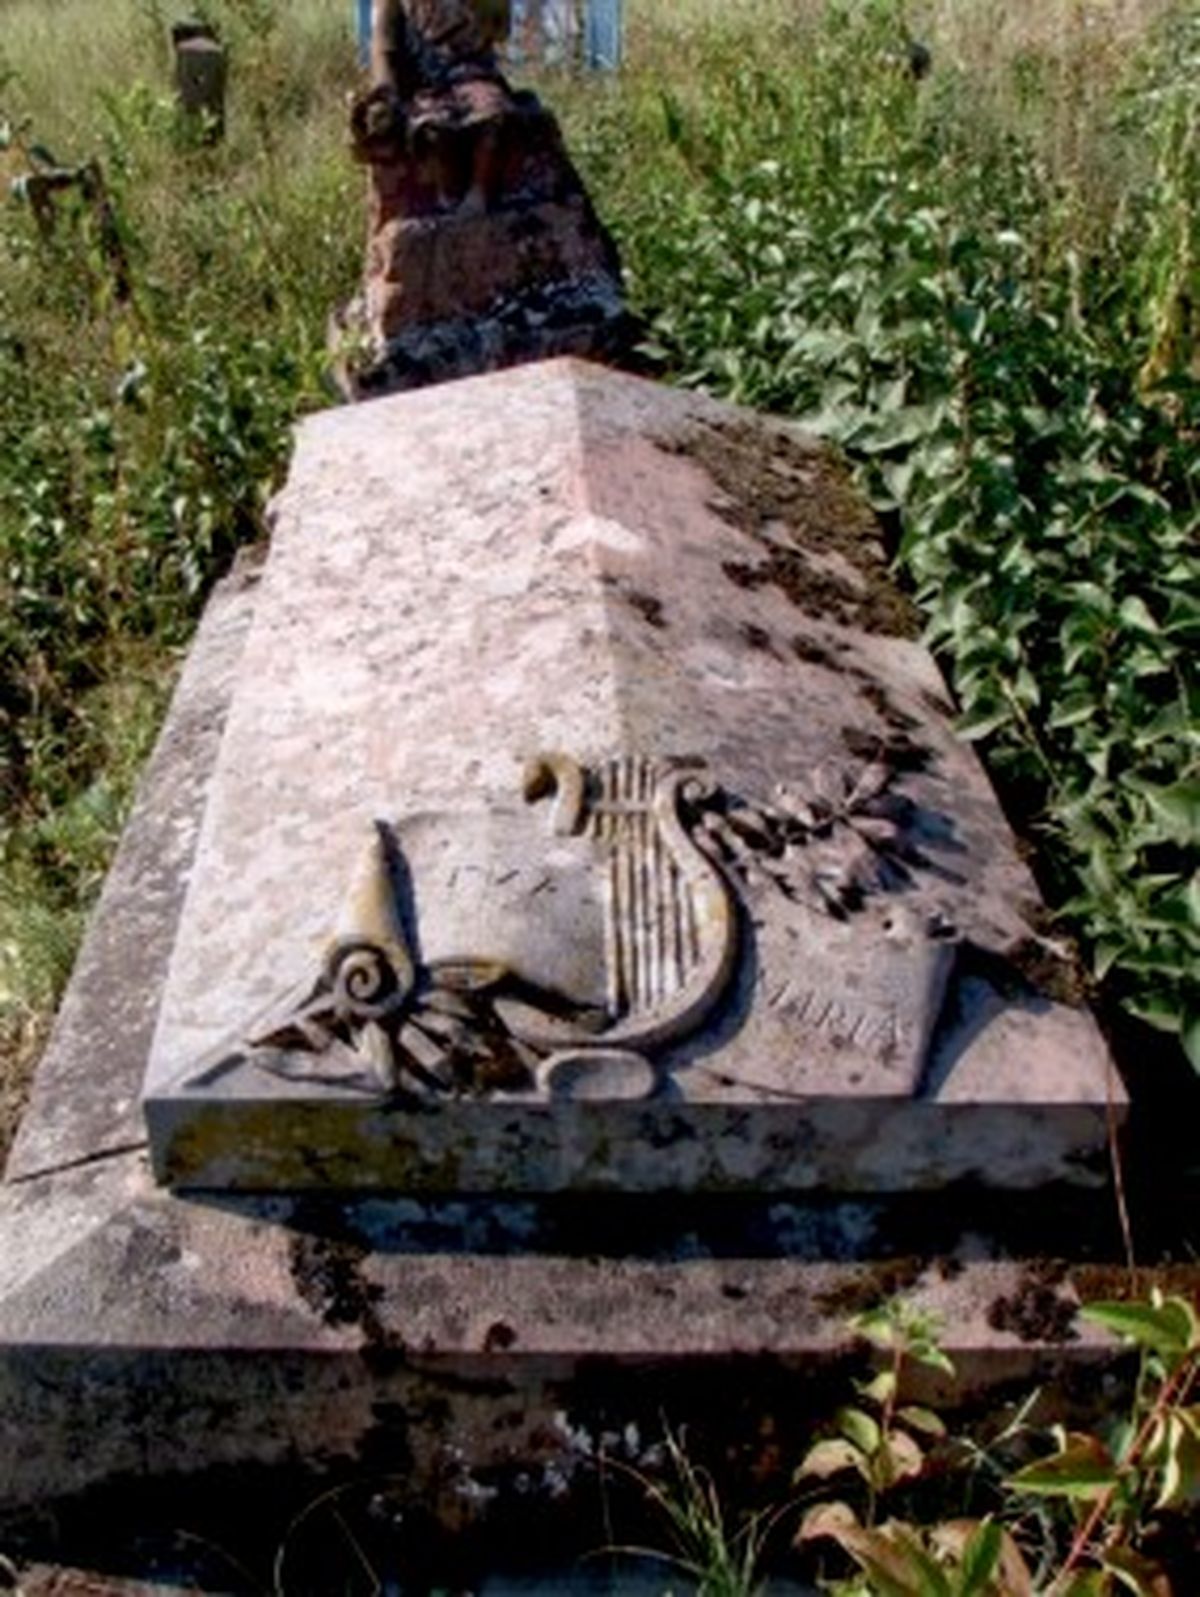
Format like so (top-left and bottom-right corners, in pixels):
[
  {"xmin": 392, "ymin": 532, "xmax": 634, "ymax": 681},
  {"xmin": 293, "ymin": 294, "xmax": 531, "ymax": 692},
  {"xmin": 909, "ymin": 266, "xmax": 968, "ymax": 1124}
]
[{"xmin": 497, "ymin": 753, "xmax": 738, "ymax": 1053}]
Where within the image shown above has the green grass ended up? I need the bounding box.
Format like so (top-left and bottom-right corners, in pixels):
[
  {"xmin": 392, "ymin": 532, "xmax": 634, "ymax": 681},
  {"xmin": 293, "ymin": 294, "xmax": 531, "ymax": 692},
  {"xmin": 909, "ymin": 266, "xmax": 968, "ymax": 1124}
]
[
  {"xmin": 0, "ymin": 0, "xmax": 1196, "ymax": 1143},
  {"xmin": 0, "ymin": 0, "xmax": 361, "ymax": 1129}
]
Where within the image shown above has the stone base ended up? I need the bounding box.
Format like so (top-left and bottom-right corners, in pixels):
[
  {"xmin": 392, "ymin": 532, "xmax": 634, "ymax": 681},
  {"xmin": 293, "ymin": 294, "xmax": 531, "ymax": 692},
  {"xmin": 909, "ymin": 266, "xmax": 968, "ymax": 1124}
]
[{"xmin": 0, "ymin": 1145, "xmax": 1140, "ymax": 1526}]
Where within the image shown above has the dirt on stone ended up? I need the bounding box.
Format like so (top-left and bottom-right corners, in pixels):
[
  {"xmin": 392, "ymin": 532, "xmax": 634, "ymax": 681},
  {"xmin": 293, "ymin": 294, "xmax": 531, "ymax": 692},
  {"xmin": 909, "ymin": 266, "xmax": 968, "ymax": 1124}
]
[
  {"xmin": 624, "ymin": 588, "xmax": 668, "ymax": 628},
  {"xmin": 790, "ymin": 634, "xmax": 837, "ymax": 668},
  {"xmin": 289, "ymin": 1227, "xmax": 389, "ymax": 1339},
  {"xmin": 1073, "ymin": 1261, "xmax": 1200, "ymax": 1305},
  {"xmin": 987, "ymin": 1261, "xmax": 1079, "ymax": 1344},
  {"xmin": 815, "ymin": 1256, "xmax": 927, "ymax": 1317},
  {"xmin": 660, "ymin": 417, "xmax": 921, "ymax": 639},
  {"xmin": 1009, "ymin": 902, "xmax": 1093, "ymax": 1006}
]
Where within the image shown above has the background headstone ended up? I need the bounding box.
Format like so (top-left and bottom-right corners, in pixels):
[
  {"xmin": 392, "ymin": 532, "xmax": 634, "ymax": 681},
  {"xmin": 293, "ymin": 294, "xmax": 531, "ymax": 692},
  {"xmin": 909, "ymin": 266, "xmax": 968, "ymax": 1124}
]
[{"xmin": 171, "ymin": 20, "xmax": 227, "ymax": 145}]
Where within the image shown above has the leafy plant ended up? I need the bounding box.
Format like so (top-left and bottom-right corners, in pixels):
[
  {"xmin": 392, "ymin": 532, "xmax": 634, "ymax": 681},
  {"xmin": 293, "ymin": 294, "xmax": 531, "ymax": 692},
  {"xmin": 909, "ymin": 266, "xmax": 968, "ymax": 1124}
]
[
  {"xmin": 799, "ymin": 1503, "xmax": 1034, "ymax": 1597},
  {"xmin": 787, "ymin": 1291, "xmax": 1200, "ymax": 1595},
  {"xmin": 1007, "ymin": 1292, "xmax": 1200, "ymax": 1595},
  {"xmin": 794, "ymin": 1300, "xmax": 1036, "ymax": 1594},
  {"xmin": 796, "ymin": 1300, "xmax": 955, "ymax": 1523},
  {"xmin": 0, "ymin": 3, "xmax": 356, "ymax": 1116},
  {"xmin": 569, "ymin": 0, "xmax": 1200, "ymax": 1067}
]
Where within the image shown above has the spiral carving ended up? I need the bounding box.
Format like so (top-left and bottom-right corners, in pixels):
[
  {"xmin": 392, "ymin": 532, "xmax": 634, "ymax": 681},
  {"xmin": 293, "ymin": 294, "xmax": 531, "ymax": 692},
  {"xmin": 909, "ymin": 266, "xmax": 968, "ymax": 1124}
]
[{"xmin": 326, "ymin": 938, "xmax": 407, "ymax": 1023}]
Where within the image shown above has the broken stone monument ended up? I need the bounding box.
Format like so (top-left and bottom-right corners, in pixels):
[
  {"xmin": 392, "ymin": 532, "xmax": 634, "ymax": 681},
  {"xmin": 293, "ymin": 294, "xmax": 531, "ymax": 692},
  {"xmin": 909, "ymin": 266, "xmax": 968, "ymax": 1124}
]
[
  {"xmin": 333, "ymin": 0, "xmax": 632, "ymax": 396},
  {"xmin": 0, "ymin": 361, "xmax": 1130, "ymax": 1541}
]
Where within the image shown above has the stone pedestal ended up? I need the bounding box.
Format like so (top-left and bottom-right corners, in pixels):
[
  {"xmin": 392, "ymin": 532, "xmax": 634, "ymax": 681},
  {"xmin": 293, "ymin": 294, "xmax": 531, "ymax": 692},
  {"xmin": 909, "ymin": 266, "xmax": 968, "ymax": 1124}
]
[{"xmin": 171, "ymin": 22, "xmax": 227, "ymax": 144}]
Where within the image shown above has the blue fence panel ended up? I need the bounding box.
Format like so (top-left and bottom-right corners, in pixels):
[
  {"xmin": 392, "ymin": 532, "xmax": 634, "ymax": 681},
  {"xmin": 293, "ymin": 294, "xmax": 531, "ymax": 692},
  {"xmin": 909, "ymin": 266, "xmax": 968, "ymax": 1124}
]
[
  {"xmin": 509, "ymin": 0, "xmax": 622, "ymax": 71},
  {"xmin": 355, "ymin": 2, "xmax": 623, "ymax": 76}
]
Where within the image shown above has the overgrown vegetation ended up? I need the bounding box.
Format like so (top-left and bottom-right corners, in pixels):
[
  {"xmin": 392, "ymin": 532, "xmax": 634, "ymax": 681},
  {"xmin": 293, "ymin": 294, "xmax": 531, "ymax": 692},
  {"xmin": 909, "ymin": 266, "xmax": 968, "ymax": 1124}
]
[
  {"xmin": 561, "ymin": 0, "xmax": 1199, "ymax": 1065},
  {"xmin": 632, "ymin": 1292, "xmax": 1200, "ymax": 1595},
  {"xmin": 0, "ymin": 0, "xmax": 359, "ymax": 1129},
  {"xmin": 0, "ymin": 0, "xmax": 1197, "ymax": 1139}
]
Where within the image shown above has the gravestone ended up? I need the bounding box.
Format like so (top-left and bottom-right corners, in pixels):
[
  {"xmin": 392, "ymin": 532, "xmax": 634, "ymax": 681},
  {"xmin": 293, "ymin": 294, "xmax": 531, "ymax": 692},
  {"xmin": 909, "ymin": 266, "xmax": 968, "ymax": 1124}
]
[
  {"xmin": 334, "ymin": 0, "xmax": 631, "ymax": 396},
  {"xmin": 140, "ymin": 361, "xmax": 1116, "ymax": 1193},
  {"xmin": 0, "ymin": 361, "xmax": 1134, "ymax": 1537},
  {"xmin": 172, "ymin": 21, "xmax": 227, "ymax": 144}
]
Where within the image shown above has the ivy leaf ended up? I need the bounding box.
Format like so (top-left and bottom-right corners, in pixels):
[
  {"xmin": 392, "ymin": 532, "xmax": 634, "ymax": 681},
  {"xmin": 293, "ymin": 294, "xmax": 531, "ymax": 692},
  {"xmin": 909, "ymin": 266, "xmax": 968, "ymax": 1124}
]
[
  {"xmin": 799, "ymin": 1505, "xmax": 950, "ymax": 1597},
  {"xmin": 1080, "ymin": 1297, "xmax": 1199, "ymax": 1357},
  {"xmin": 794, "ymin": 1437, "xmax": 863, "ymax": 1481},
  {"xmin": 850, "ymin": 1305, "xmax": 897, "ymax": 1349},
  {"xmin": 1183, "ymin": 1011, "xmax": 1200, "ymax": 1072},
  {"xmin": 1126, "ymin": 779, "xmax": 1200, "ymax": 846},
  {"xmin": 906, "ymin": 1339, "xmax": 956, "ymax": 1377},
  {"xmin": 897, "ymin": 1404, "xmax": 947, "ymax": 1438},
  {"xmin": 1007, "ymin": 1434, "xmax": 1117, "ymax": 1499},
  {"xmin": 837, "ymin": 1405, "xmax": 882, "ymax": 1455},
  {"xmin": 956, "ymin": 704, "xmax": 1012, "ymax": 742},
  {"xmin": 1118, "ymin": 595, "xmax": 1161, "ymax": 633},
  {"xmin": 1151, "ymin": 1408, "xmax": 1200, "ymax": 1510},
  {"xmin": 858, "ymin": 1369, "xmax": 898, "ymax": 1405},
  {"xmin": 877, "ymin": 1429, "xmax": 926, "ymax": 1488}
]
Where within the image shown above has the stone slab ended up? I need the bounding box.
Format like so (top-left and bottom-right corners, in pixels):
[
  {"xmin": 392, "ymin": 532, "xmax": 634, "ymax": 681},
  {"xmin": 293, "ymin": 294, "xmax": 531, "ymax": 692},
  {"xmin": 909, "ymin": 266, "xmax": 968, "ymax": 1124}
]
[
  {"xmin": 339, "ymin": 21, "xmax": 633, "ymax": 396},
  {"xmin": 141, "ymin": 359, "xmax": 1120, "ymax": 1192},
  {"xmin": 0, "ymin": 555, "xmax": 1151, "ymax": 1533}
]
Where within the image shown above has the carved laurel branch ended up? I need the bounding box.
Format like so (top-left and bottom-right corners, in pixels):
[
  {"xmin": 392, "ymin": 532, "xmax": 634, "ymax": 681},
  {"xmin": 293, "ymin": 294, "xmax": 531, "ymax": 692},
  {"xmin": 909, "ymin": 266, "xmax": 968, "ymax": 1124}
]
[
  {"xmin": 250, "ymin": 934, "xmax": 544, "ymax": 1101},
  {"xmin": 688, "ymin": 750, "xmax": 949, "ymax": 920}
]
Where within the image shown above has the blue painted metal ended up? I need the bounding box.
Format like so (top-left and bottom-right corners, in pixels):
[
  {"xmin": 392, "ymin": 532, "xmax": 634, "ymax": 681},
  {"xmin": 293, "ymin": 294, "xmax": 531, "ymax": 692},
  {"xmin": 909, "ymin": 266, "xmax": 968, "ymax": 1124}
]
[
  {"xmin": 356, "ymin": 0, "xmax": 372, "ymax": 67},
  {"xmin": 509, "ymin": 0, "xmax": 622, "ymax": 70}
]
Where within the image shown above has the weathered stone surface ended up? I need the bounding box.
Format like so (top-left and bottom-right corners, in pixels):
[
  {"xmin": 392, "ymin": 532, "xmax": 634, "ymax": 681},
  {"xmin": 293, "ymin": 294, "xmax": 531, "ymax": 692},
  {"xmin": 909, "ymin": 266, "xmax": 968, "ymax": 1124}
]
[
  {"xmin": 172, "ymin": 23, "xmax": 227, "ymax": 144},
  {"xmin": 140, "ymin": 360, "xmax": 1120, "ymax": 1192},
  {"xmin": 0, "ymin": 1143, "xmax": 1126, "ymax": 1520},
  {"xmin": 335, "ymin": 5, "xmax": 631, "ymax": 395},
  {"xmin": 0, "ymin": 517, "xmax": 1155, "ymax": 1531}
]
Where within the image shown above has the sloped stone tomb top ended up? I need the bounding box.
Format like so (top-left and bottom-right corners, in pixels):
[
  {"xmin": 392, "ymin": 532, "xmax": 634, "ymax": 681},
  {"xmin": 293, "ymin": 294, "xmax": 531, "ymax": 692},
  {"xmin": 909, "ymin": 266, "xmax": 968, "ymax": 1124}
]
[{"xmin": 141, "ymin": 359, "xmax": 1118, "ymax": 1191}]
